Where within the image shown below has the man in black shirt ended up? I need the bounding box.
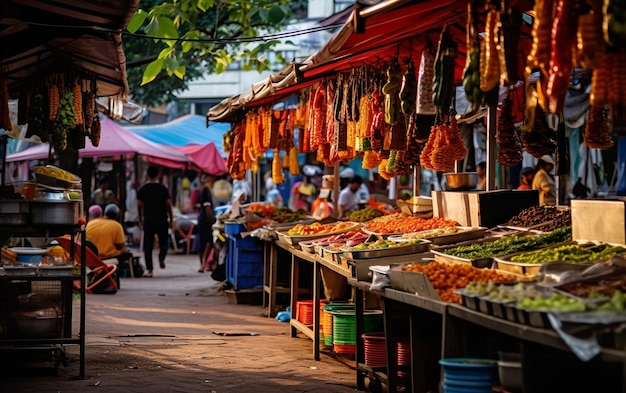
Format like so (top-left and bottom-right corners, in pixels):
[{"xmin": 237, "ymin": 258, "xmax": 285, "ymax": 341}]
[
  {"xmin": 137, "ymin": 166, "xmax": 174, "ymax": 277},
  {"xmin": 197, "ymin": 173, "xmax": 215, "ymax": 273}
]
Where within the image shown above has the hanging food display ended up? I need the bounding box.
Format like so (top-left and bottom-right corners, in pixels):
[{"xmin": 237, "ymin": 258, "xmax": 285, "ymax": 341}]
[
  {"xmin": 399, "ymin": 56, "xmax": 417, "ymax": 116},
  {"xmin": 520, "ymin": 106, "xmax": 557, "ymax": 158},
  {"xmin": 584, "ymin": 104, "xmax": 614, "ymax": 149},
  {"xmin": 432, "ymin": 25, "xmax": 457, "ymax": 114},
  {"xmin": 496, "ymin": 96, "xmax": 522, "ymax": 167},
  {"xmin": 416, "ymin": 40, "xmax": 437, "ymax": 115},
  {"xmin": 0, "ymin": 79, "xmax": 11, "ymax": 131},
  {"xmin": 479, "ymin": 2, "xmax": 501, "ymax": 94}
]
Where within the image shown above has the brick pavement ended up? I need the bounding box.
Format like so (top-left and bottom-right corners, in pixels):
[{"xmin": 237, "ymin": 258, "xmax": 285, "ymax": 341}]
[{"xmin": 0, "ymin": 248, "xmax": 358, "ymax": 393}]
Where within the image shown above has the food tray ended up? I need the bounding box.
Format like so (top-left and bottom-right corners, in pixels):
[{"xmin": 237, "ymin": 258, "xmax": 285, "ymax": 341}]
[
  {"xmin": 388, "ymin": 226, "xmax": 487, "ymax": 246},
  {"xmin": 276, "ymin": 222, "xmax": 361, "ymax": 247},
  {"xmin": 493, "ymin": 240, "xmax": 604, "ymax": 277},
  {"xmin": 2, "ymin": 266, "xmax": 37, "ymax": 276},
  {"xmin": 431, "ymin": 249, "xmax": 494, "ymax": 269},
  {"xmin": 38, "ymin": 265, "xmax": 74, "ymax": 276},
  {"xmin": 341, "ymin": 239, "xmax": 431, "ymax": 260},
  {"xmin": 454, "ymin": 288, "xmax": 483, "ymax": 311},
  {"xmin": 267, "ymin": 217, "xmax": 317, "ymax": 230}
]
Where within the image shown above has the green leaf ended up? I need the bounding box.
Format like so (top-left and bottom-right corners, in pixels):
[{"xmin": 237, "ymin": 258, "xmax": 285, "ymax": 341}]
[
  {"xmin": 127, "ymin": 11, "xmax": 148, "ymax": 33},
  {"xmin": 174, "ymin": 65, "xmax": 186, "ymax": 79},
  {"xmin": 145, "ymin": 16, "xmax": 160, "ymax": 37},
  {"xmin": 268, "ymin": 6, "xmax": 286, "ymax": 24},
  {"xmin": 197, "ymin": 0, "xmax": 214, "ymax": 12},
  {"xmin": 156, "ymin": 16, "xmax": 179, "ymax": 39},
  {"xmin": 141, "ymin": 59, "xmax": 165, "ymax": 86},
  {"xmin": 158, "ymin": 47, "xmax": 175, "ymax": 59},
  {"xmin": 165, "ymin": 57, "xmax": 179, "ymax": 72},
  {"xmin": 182, "ymin": 31, "xmax": 199, "ymax": 53},
  {"xmin": 215, "ymin": 57, "xmax": 228, "ymax": 74}
]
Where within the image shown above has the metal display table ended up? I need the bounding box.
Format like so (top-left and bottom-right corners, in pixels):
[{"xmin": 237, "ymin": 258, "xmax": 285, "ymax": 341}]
[{"xmin": 0, "ymin": 226, "xmax": 86, "ymax": 378}]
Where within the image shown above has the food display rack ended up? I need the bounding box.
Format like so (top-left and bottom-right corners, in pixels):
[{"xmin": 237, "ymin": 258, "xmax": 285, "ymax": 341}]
[{"xmin": 0, "ymin": 225, "xmax": 86, "ymax": 378}]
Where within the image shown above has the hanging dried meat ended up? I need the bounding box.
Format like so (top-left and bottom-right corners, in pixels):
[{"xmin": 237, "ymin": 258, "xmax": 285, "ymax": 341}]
[
  {"xmin": 496, "ymin": 96, "xmax": 522, "ymax": 167},
  {"xmin": 584, "ymin": 104, "xmax": 613, "ymax": 149},
  {"xmin": 575, "ymin": 1, "xmax": 604, "ymax": 70},
  {"xmin": 356, "ymin": 95, "xmax": 373, "ymax": 151},
  {"xmin": 480, "ymin": 4, "xmax": 501, "ymax": 93},
  {"xmin": 546, "ymin": 0, "xmax": 578, "ymax": 114},
  {"xmin": 420, "ymin": 117, "xmax": 466, "ymax": 173},
  {"xmin": 370, "ymin": 89, "xmax": 385, "ymax": 151},
  {"xmin": 272, "ymin": 149, "xmax": 285, "ymax": 184},
  {"xmin": 445, "ymin": 116, "xmax": 467, "ymax": 162},
  {"xmin": 308, "ymin": 83, "xmax": 327, "ymax": 151},
  {"xmin": 395, "ymin": 150, "xmax": 413, "ymax": 175},
  {"xmin": 226, "ymin": 125, "xmax": 245, "ymax": 180},
  {"xmin": 520, "ymin": 107, "xmax": 557, "ymax": 158},
  {"xmin": 417, "ymin": 41, "xmax": 437, "ymax": 115}
]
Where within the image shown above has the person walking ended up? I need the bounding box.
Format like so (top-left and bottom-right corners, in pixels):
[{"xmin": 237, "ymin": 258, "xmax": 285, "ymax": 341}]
[
  {"xmin": 338, "ymin": 175, "xmax": 363, "ymax": 218},
  {"xmin": 197, "ymin": 173, "xmax": 216, "ymax": 273},
  {"xmin": 137, "ymin": 166, "xmax": 174, "ymax": 277}
]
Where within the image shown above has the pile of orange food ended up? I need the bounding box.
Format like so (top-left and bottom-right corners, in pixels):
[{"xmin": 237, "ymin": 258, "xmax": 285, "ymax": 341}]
[
  {"xmin": 362, "ymin": 214, "xmax": 458, "ymax": 234},
  {"xmin": 287, "ymin": 221, "xmax": 357, "ymax": 236},
  {"xmin": 402, "ymin": 262, "xmax": 518, "ymax": 303}
]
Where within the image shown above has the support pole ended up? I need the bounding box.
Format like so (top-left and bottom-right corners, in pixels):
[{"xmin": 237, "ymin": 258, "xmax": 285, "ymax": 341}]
[
  {"xmin": 333, "ymin": 162, "xmax": 340, "ymax": 218},
  {"xmin": 413, "ymin": 165, "xmax": 421, "ymax": 196},
  {"xmin": 486, "ymin": 104, "xmax": 497, "ymax": 191}
]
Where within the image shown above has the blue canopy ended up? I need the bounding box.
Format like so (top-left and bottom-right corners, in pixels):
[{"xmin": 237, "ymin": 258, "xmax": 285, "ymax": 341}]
[{"xmin": 123, "ymin": 114, "xmax": 230, "ymax": 157}]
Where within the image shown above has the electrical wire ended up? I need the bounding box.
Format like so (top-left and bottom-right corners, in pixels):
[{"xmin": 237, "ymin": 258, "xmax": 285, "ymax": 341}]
[{"xmin": 22, "ymin": 21, "xmax": 345, "ymax": 43}]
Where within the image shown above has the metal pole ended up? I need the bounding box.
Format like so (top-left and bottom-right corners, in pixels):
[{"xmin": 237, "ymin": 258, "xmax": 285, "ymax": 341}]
[
  {"xmin": 486, "ymin": 104, "xmax": 497, "ymax": 191},
  {"xmin": 413, "ymin": 165, "xmax": 421, "ymax": 196},
  {"xmin": 333, "ymin": 162, "xmax": 340, "ymax": 218}
]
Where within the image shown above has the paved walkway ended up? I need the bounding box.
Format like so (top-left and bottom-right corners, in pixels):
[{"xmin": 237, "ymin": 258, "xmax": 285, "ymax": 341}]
[{"xmin": 0, "ymin": 248, "xmax": 358, "ymax": 393}]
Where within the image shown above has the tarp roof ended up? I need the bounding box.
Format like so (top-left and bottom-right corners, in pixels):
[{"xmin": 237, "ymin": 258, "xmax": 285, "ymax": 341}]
[
  {"xmin": 1, "ymin": 0, "xmax": 139, "ymax": 98},
  {"xmin": 207, "ymin": 0, "xmax": 533, "ymax": 123},
  {"xmin": 124, "ymin": 114, "xmax": 230, "ymax": 157},
  {"xmin": 6, "ymin": 116, "xmax": 189, "ymax": 169},
  {"xmin": 171, "ymin": 143, "xmax": 228, "ymax": 176}
]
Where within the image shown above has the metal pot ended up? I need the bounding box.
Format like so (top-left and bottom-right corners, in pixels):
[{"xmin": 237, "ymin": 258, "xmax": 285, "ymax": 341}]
[
  {"xmin": 444, "ymin": 172, "xmax": 478, "ymax": 191},
  {"xmin": 30, "ymin": 200, "xmax": 83, "ymax": 225}
]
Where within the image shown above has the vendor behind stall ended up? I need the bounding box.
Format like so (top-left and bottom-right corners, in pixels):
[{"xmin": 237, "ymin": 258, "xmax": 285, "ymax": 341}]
[
  {"xmin": 532, "ymin": 155, "xmax": 556, "ymax": 206},
  {"xmin": 338, "ymin": 175, "xmax": 363, "ymax": 218}
]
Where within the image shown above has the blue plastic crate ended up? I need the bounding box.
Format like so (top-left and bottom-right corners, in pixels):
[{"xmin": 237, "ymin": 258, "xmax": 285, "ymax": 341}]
[
  {"xmin": 224, "ymin": 222, "xmax": 245, "ymax": 235},
  {"xmin": 230, "ymin": 236, "xmax": 261, "ymax": 250},
  {"xmin": 227, "ymin": 248, "xmax": 264, "ymax": 290}
]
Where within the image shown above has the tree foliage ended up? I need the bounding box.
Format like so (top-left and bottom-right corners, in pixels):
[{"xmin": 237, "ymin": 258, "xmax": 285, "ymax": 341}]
[{"xmin": 124, "ymin": 0, "xmax": 306, "ymax": 107}]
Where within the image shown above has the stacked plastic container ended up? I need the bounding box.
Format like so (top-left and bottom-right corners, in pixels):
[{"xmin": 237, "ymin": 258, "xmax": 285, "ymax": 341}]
[{"xmin": 225, "ymin": 222, "xmax": 263, "ymax": 290}]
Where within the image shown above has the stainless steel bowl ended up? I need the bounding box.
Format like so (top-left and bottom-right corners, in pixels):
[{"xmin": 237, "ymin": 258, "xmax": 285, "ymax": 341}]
[{"xmin": 444, "ymin": 172, "xmax": 478, "ymax": 190}]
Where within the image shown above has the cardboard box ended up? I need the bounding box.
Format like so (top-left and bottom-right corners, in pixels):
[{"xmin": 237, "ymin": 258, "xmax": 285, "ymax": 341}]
[
  {"xmin": 432, "ymin": 190, "xmax": 538, "ymax": 228},
  {"xmin": 388, "ymin": 263, "xmax": 440, "ymax": 300},
  {"xmin": 571, "ymin": 199, "xmax": 626, "ymax": 244}
]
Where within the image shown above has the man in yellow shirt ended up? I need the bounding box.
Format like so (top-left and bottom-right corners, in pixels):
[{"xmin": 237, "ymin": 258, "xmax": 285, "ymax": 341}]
[{"xmin": 86, "ymin": 204, "xmax": 133, "ymax": 267}]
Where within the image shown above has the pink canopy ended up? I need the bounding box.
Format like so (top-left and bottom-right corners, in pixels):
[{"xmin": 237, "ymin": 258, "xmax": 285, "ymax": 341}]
[
  {"xmin": 6, "ymin": 117, "xmax": 189, "ymax": 169},
  {"xmin": 171, "ymin": 142, "xmax": 228, "ymax": 176}
]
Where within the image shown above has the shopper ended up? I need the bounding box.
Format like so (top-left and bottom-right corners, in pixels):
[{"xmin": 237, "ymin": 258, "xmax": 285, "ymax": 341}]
[
  {"xmin": 88, "ymin": 204, "xmax": 103, "ymax": 222},
  {"xmin": 197, "ymin": 173, "xmax": 216, "ymax": 273},
  {"xmin": 338, "ymin": 175, "xmax": 363, "ymax": 218},
  {"xmin": 92, "ymin": 176, "xmax": 117, "ymax": 210},
  {"xmin": 532, "ymin": 155, "xmax": 556, "ymax": 206},
  {"xmin": 476, "ymin": 162, "xmax": 486, "ymax": 190},
  {"xmin": 517, "ymin": 167, "xmax": 536, "ymax": 190},
  {"xmin": 137, "ymin": 166, "xmax": 174, "ymax": 277},
  {"xmin": 86, "ymin": 204, "xmax": 133, "ymax": 268}
]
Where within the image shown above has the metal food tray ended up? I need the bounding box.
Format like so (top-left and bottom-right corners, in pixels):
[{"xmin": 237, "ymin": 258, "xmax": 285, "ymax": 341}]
[
  {"xmin": 267, "ymin": 217, "xmax": 317, "ymax": 230},
  {"xmin": 493, "ymin": 240, "xmax": 608, "ymax": 277},
  {"xmin": 276, "ymin": 222, "xmax": 362, "ymax": 247},
  {"xmin": 341, "ymin": 239, "xmax": 431, "ymax": 260},
  {"xmin": 388, "ymin": 226, "xmax": 487, "ymax": 246}
]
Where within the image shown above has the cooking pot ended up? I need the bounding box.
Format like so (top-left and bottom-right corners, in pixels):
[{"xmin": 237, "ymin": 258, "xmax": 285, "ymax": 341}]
[
  {"xmin": 444, "ymin": 172, "xmax": 478, "ymax": 191},
  {"xmin": 30, "ymin": 200, "xmax": 83, "ymax": 225}
]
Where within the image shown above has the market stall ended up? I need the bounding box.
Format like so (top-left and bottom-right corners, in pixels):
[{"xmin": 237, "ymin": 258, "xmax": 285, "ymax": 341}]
[{"xmin": 206, "ymin": 0, "xmax": 626, "ymax": 391}]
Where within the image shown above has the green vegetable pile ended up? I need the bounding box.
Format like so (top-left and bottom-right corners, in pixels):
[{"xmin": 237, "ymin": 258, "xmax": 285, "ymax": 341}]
[
  {"xmin": 510, "ymin": 243, "xmax": 626, "ymax": 264},
  {"xmin": 517, "ymin": 292, "xmax": 586, "ymax": 312},
  {"xmin": 348, "ymin": 207, "xmax": 384, "ymax": 223},
  {"xmin": 343, "ymin": 238, "xmax": 421, "ymax": 251},
  {"xmin": 442, "ymin": 226, "xmax": 572, "ymax": 260}
]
